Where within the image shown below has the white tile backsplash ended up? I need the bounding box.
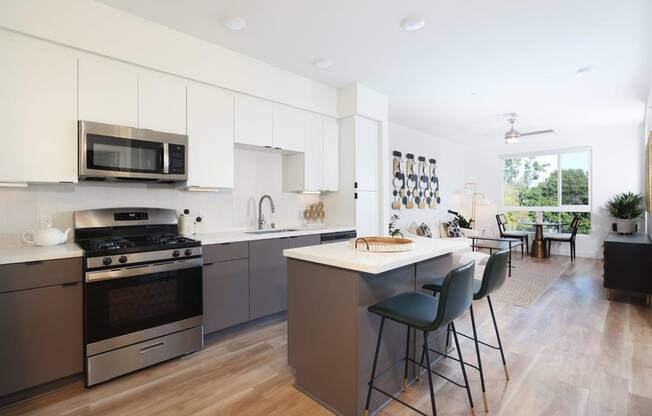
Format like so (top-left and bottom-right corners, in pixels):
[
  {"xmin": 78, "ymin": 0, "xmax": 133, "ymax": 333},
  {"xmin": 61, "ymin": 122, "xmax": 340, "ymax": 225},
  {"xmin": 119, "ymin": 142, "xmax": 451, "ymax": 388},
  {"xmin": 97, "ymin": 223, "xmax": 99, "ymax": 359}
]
[{"xmin": 0, "ymin": 148, "xmax": 319, "ymax": 247}]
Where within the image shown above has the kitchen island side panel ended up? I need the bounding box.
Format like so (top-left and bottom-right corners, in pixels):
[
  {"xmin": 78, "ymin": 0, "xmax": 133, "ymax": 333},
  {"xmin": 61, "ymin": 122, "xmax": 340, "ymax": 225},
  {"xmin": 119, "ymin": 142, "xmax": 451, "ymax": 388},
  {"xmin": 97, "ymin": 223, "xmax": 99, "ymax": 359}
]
[{"xmin": 287, "ymin": 259, "xmax": 359, "ymax": 415}]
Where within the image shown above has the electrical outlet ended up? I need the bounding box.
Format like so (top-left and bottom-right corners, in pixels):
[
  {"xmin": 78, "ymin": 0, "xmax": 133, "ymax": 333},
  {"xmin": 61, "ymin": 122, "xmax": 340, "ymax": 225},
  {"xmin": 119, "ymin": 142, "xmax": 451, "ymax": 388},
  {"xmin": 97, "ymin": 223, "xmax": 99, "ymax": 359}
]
[{"xmin": 40, "ymin": 215, "xmax": 52, "ymax": 229}]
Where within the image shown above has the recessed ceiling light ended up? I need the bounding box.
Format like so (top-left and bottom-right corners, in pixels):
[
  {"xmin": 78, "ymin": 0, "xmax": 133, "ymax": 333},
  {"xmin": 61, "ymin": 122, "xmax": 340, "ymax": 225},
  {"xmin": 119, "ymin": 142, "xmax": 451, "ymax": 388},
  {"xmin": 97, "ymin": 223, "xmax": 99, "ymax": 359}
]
[
  {"xmin": 401, "ymin": 16, "xmax": 425, "ymax": 32},
  {"xmin": 221, "ymin": 15, "xmax": 246, "ymax": 31},
  {"xmin": 313, "ymin": 59, "xmax": 333, "ymax": 69},
  {"xmin": 576, "ymin": 66, "xmax": 593, "ymax": 76}
]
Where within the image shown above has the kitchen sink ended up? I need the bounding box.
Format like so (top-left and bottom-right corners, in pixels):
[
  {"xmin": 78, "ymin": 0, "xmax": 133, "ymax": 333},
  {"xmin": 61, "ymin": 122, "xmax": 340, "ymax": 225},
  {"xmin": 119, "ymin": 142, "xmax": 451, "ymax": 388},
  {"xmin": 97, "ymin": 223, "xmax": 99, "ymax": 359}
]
[{"xmin": 245, "ymin": 228, "xmax": 299, "ymax": 235}]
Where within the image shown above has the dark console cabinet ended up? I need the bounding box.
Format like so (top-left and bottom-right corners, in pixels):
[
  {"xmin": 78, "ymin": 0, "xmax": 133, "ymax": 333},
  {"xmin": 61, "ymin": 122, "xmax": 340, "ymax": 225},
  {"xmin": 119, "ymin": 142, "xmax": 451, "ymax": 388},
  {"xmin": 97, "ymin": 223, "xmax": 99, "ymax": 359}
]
[{"xmin": 603, "ymin": 233, "xmax": 652, "ymax": 300}]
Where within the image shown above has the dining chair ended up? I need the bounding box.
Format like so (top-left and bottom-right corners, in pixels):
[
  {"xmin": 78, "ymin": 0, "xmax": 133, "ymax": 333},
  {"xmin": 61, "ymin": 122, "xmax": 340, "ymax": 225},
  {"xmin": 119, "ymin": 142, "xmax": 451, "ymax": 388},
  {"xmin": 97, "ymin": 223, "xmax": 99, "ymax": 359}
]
[
  {"xmin": 544, "ymin": 216, "xmax": 581, "ymax": 260},
  {"xmin": 495, "ymin": 214, "xmax": 529, "ymax": 255}
]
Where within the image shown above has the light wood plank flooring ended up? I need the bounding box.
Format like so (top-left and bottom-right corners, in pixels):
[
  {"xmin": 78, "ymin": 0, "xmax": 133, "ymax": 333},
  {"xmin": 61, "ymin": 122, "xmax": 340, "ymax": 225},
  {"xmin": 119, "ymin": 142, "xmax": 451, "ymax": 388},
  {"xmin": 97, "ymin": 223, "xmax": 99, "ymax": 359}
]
[{"xmin": 1, "ymin": 258, "xmax": 651, "ymax": 416}]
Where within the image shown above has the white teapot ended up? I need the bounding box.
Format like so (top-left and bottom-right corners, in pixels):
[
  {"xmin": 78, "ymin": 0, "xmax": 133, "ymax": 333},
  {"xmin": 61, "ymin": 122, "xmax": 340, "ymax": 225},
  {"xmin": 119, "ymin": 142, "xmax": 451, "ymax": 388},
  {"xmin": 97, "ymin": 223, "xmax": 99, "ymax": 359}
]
[{"xmin": 23, "ymin": 226, "xmax": 72, "ymax": 247}]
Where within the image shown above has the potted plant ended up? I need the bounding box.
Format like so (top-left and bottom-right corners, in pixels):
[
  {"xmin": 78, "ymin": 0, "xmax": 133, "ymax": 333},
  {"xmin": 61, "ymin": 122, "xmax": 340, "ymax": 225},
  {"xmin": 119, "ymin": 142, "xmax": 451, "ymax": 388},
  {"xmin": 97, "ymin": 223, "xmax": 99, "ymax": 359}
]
[
  {"xmin": 388, "ymin": 214, "xmax": 403, "ymax": 237},
  {"xmin": 605, "ymin": 192, "xmax": 643, "ymax": 234}
]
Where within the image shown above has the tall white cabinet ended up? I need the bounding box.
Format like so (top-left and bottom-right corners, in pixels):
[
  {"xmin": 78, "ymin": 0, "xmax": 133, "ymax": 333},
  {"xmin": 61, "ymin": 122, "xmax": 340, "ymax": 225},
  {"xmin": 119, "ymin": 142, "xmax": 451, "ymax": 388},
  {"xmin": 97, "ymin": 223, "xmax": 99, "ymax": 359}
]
[
  {"xmin": 0, "ymin": 31, "xmax": 78, "ymax": 184},
  {"xmin": 186, "ymin": 82, "xmax": 234, "ymax": 190},
  {"xmin": 322, "ymin": 115, "xmax": 380, "ymax": 236}
]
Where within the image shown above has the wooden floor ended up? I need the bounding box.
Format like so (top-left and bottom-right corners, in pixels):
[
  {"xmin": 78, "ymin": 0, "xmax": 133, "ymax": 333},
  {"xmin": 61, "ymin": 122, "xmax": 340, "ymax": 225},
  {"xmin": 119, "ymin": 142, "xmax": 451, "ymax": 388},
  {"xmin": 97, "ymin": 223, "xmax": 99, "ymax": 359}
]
[{"xmin": 1, "ymin": 257, "xmax": 651, "ymax": 416}]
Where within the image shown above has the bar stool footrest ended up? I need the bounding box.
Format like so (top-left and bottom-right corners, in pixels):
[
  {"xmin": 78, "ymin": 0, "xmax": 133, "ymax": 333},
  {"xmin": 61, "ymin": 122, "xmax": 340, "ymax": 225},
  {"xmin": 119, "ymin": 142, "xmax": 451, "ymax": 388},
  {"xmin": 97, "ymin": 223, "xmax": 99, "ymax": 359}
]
[{"xmin": 370, "ymin": 385, "xmax": 431, "ymax": 416}]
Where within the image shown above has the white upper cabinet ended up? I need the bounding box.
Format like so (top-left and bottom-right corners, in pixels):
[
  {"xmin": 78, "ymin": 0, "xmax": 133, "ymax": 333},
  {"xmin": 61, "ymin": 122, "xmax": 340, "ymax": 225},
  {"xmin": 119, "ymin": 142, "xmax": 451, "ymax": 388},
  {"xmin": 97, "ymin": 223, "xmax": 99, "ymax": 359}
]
[
  {"xmin": 282, "ymin": 115, "xmax": 339, "ymax": 192},
  {"xmin": 323, "ymin": 117, "xmax": 339, "ymax": 191},
  {"xmin": 0, "ymin": 32, "xmax": 77, "ymax": 184},
  {"xmin": 78, "ymin": 54, "xmax": 138, "ymax": 127},
  {"xmin": 186, "ymin": 82, "xmax": 234, "ymax": 190},
  {"xmin": 273, "ymin": 105, "xmax": 305, "ymax": 152},
  {"xmin": 234, "ymin": 95, "xmax": 273, "ymax": 147},
  {"xmin": 138, "ymin": 70, "xmax": 187, "ymax": 134},
  {"xmin": 303, "ymin": 114, "xmax": 324, "ymax": 191},
  {"xmin": 354, "ymin": 116, "xmax": 379, "ymax": 191}
]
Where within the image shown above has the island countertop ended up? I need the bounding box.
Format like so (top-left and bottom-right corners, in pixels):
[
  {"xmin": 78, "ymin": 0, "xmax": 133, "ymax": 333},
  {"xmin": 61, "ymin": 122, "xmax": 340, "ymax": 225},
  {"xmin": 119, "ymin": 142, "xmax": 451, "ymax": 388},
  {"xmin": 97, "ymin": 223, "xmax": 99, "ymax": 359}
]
[{"xmin": 283, "ymin": 236, "xmax": 470, "ymax": 274}]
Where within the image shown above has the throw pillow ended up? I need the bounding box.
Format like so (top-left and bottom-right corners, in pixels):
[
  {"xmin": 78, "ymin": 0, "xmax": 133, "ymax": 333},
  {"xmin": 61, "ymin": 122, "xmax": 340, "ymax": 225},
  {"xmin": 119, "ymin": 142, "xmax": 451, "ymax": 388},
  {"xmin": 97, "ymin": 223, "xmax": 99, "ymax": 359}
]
[
  {"xmin": 416, "ymin": 223, "xmax": 432, "ymax": 238},
  {"xmin": 443, "ymin": 221, "xmax": 464, "ymax": 238}
]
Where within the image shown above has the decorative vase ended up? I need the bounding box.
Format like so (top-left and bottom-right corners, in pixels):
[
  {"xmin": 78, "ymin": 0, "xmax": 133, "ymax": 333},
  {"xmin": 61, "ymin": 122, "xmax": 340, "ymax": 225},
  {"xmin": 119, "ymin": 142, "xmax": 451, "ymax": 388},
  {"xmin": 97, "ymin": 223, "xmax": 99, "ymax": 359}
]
[{"xmin": 615, "ymin": 219, "xmax": 637, "ymax": 235}]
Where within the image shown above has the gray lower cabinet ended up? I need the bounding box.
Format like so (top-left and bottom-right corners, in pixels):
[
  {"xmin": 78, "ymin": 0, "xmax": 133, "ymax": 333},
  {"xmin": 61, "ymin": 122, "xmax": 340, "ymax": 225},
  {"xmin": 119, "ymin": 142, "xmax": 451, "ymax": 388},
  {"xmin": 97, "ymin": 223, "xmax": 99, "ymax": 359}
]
[
  {"xmin": 249, "ymin": 234, "xmax": 321, "ymax": 320},
  {"xmin": 0, "ymin": 258, "xmax": 83, "ymax": 397},
  {"xmin": 203, "ymin": 258, "xmax": 250, "ymax": 334},
  {"xmin": 250, "ymin": 238, "xmax": 289, "ymax": 320}
]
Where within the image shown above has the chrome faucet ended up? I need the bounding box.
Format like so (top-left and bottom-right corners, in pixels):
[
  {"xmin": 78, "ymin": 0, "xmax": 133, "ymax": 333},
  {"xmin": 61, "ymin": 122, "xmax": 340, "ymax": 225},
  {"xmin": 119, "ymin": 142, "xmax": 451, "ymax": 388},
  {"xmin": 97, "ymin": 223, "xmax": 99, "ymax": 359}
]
[{"xmin": 258, "ymin": 195, "xmax": 276, "ymax": 230}]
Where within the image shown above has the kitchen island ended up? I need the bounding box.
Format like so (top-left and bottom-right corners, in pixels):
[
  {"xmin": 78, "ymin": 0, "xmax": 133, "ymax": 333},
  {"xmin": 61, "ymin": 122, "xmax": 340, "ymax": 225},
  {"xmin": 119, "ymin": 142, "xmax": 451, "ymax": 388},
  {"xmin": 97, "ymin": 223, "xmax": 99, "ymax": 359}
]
[{"xmin": 284, "ymin": 237, "xmax": 470, "ymax": 416}]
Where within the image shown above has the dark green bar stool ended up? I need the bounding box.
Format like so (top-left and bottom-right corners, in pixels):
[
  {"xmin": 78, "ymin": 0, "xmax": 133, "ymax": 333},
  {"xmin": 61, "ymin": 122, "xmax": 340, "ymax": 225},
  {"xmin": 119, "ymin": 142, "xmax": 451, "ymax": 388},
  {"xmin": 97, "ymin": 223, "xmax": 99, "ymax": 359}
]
[
  {"xmin": 422, "ymin": 249, "xmax": 510, "ymax": 413},
  {"xmin": 363, "ymin": 261, "xmax": 476, "ymax": 416}
]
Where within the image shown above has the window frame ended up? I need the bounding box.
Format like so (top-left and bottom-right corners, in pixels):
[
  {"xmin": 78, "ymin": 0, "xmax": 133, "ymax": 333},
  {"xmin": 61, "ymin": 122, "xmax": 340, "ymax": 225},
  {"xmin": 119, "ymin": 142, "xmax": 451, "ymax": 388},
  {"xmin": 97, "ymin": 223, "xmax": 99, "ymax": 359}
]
[{"xmin": 500, "ymin": 147, "xmax": 592, "ymax": 213}]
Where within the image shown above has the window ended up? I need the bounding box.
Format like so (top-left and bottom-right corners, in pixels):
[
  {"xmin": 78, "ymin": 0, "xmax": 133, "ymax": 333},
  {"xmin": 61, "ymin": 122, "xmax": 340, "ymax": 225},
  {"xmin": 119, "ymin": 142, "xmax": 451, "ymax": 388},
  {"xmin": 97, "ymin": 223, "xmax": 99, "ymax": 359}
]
[{"xmin": 502, "ymin": 149, "xmax": 591, "ymax": 234}]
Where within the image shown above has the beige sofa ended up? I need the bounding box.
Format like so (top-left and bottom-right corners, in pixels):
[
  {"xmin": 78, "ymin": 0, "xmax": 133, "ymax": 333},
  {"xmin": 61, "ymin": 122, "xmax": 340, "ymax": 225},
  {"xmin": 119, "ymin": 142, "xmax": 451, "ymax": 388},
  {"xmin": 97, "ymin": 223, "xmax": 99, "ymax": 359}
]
[{"xmin": 403, "ymin": 221, "xmax": 489, "ymax": 278}]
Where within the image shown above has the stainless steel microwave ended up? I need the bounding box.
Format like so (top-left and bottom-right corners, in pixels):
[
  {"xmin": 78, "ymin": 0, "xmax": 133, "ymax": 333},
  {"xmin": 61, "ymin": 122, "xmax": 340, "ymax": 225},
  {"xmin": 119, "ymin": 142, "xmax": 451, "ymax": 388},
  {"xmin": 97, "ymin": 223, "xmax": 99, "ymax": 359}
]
[{"xmin": 78, "ymin": 121, "xmax": 188, "ymax": 182}]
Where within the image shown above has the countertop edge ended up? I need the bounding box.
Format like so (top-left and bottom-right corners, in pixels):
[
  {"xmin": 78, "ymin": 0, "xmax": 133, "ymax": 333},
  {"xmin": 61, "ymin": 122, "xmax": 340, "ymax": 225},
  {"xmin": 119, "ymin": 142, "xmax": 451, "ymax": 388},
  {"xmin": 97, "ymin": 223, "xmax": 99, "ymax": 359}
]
[
  {"xmin": 284, "ymin": 239, "xmax": 471, "ymax": 274},
  {"xmin": 195, "ymin": 226, "xmax": 356, "ymax": 245},
  {"xmin": 0, "ymin": 245, "xmax": 84, "ymax": 266},
  {"xmin": 0, "ymin": 226, "xmax": 356, "ymax": 265}
]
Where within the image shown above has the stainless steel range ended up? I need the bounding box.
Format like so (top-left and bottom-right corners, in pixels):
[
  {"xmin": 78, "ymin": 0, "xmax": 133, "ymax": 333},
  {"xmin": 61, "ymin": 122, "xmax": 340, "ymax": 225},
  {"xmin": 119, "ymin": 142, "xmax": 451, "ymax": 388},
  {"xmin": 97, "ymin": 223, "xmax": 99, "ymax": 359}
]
[{"xmin": 74, "ymin": 208, "xmax": 203, "ymax": 386}]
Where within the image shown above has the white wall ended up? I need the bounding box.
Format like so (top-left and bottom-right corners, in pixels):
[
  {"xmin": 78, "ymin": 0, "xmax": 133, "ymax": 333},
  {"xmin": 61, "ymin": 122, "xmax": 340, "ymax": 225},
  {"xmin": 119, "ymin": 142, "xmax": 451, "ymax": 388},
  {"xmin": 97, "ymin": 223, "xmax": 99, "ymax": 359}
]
[
  {"xmin": 387, "ymin": 123, "xmax": 465, "ymax": 232},
  {"xmin": 464, "ymin": 123, "xmax": 646, "ymax": 258},
  {"xmin": 0, "ymin": 149, "xmax": 319, "ymax": 248}
]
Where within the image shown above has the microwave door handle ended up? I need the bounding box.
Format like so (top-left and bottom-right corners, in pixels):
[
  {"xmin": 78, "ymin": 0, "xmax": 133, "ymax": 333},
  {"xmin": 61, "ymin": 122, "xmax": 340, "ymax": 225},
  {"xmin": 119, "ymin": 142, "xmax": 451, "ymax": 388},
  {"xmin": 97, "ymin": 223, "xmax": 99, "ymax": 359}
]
[{"xmin": 163, "ymin": 142, "xmax": 169, "ymax": 174}]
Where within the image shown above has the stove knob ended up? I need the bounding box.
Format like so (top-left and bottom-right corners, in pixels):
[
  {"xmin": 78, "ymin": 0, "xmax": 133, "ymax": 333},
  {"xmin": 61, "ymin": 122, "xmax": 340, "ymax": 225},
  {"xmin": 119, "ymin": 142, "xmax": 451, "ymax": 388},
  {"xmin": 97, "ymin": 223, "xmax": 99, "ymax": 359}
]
[
  {"xmin": 119, "ymin": 255, "xmax": 128, "ymax": 264},
  {"xmin": 184, "ymin": 249, "xmax": 193, "ymax": 256},
  {"xmin": 103, "ymin": 257, "xmax": 112, "ymax": 266},
  {"xmin": 173, "ymin": 250, "xmax": 181, "ymax": 258}
]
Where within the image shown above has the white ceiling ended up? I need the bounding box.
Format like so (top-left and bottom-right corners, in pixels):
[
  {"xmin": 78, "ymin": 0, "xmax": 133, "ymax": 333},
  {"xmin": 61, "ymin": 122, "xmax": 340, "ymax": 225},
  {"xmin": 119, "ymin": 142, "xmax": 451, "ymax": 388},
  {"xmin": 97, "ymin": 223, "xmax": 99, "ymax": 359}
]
[{"xmin": 99, "ymin": 0, "xmax": 652, "ymax": 144}]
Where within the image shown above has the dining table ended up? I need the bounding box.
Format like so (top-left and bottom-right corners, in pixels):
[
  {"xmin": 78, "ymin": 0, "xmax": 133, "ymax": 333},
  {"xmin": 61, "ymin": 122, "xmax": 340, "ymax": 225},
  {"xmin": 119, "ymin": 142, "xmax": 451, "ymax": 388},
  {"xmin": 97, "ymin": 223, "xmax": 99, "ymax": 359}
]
[{"xmin": 518, "ymin": 221, "xmax": 560, "ymax": 258}]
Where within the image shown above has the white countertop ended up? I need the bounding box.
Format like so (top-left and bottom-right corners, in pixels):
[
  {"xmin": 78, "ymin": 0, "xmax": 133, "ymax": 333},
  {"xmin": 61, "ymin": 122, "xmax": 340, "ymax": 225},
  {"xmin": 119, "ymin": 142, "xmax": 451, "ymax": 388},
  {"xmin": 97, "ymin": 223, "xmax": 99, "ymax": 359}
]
[
  {"xmin": 193, "ymin": 225, "xmax": 355, "ymax": 245},
  {"xmin": 0, "ymin": 225, "xmax": 355, "ymax": 266},
  {"xmin": 283, "ymin": 237, "xmax": 471, "ymax": 274},
  {"xmin": 0, "ymin": 243, "xmax": 83, "ymax": 266}
]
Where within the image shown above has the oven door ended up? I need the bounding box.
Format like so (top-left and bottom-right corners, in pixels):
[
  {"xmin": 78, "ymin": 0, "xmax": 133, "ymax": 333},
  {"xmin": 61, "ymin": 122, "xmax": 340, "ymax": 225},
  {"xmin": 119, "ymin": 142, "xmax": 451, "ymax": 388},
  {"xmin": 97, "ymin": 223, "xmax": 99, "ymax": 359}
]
[{"xmin": 84, "ymin": 259, "xmax": 203, "ymax": 356}]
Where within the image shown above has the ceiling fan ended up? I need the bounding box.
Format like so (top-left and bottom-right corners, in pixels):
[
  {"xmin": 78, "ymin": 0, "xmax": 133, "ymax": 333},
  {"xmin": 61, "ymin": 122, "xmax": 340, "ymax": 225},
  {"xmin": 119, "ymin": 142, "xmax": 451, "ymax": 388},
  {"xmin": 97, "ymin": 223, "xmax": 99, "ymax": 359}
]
[{"xmin": 504, "ymin": 113, "xmax": 554, "ymax": 144}]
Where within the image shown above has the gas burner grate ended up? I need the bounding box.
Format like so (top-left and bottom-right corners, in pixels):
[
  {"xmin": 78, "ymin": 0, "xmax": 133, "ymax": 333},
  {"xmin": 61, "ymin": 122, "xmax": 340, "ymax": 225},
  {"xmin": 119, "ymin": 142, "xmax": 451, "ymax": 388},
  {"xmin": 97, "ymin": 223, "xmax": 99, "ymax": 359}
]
[
  {"xmin": 86, "ymin": 237, "xmax": 135, "ymax": 252},
  {"xmin": 148, "ymin": 233, "xmax": 195, "ymax": 245}
]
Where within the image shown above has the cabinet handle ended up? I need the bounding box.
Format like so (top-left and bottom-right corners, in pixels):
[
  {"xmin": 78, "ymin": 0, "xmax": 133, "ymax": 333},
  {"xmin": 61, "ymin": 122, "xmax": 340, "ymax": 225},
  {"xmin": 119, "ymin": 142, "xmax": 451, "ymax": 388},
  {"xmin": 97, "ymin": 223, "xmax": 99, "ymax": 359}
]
[
  {"xmin": 354, "ymin": 181, "xmax": 358, "ymax": 189},
  {"xmin": 24, "ymin": 260, "xmax": 45, "ymax": 266},
  {"xmin": 274, "ymin": 147, "xmax": 282, "ymax": 150},
  {"xmin": 61, "ymin": 282, "xmax": 80, "ymax": 288},
  {"xmin": 354, "ymin": 193, "xmax": 358, "ymax": 200},
  {"xmin": 139, "ymin": 341, "xmax": 165, "ymax": 354}
]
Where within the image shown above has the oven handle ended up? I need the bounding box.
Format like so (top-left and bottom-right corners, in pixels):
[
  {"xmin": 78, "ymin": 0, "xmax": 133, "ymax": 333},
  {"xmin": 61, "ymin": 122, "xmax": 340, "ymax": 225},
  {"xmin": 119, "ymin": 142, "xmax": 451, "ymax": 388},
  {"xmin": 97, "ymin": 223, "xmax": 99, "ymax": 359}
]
[{"xmin": 85, "ymin": 258, "xmax": 203, "ymax": 283}]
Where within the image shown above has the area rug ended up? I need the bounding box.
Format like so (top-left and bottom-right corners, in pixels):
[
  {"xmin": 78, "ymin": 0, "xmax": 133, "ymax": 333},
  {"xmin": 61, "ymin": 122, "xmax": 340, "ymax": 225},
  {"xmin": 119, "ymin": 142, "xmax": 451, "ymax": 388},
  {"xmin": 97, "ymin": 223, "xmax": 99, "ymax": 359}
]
[{"xmin": 490, "ymin": 256, "xmax": 571, "ymax": 308}]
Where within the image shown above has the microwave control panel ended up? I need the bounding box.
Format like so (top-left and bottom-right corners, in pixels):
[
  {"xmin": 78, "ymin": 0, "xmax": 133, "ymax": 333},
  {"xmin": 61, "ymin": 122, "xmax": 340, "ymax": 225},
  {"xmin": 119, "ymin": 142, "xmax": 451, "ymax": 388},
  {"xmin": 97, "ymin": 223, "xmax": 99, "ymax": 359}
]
[{"xmin": 169, "ymin": 144, "xmax": 186, "ymax": 174}]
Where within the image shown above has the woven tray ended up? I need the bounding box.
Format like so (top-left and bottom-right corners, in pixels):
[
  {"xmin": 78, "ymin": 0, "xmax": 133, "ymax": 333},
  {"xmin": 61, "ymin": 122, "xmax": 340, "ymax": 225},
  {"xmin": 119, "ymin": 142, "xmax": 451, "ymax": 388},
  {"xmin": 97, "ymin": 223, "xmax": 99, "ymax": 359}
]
[{"xmin": 348, "ymin": 237, "xmax": 415, "ymax": 253}]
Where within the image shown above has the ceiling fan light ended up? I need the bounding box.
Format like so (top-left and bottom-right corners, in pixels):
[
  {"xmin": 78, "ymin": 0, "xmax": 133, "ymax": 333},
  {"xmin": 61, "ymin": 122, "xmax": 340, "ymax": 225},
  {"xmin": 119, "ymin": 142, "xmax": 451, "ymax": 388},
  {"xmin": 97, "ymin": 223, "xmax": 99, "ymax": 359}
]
[{"xmin": 505, "ymin": 130, "xmax": 520, "ymax": 144}]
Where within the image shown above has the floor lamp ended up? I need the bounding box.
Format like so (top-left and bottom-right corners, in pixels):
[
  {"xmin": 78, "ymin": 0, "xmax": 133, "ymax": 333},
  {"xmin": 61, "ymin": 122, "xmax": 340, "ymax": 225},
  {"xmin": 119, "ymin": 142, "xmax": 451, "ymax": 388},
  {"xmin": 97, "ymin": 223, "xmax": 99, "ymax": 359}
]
[{"xmin": 463, "ymin": 182, "xmax": 491, "ymax": 229}]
